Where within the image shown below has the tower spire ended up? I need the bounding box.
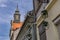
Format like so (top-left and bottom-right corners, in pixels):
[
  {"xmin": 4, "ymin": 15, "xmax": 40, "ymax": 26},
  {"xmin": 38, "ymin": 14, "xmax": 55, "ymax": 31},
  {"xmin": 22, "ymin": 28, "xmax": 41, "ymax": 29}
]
[
  {"xmin": 14, "ymin": 4, "xmax": 20, "ymax": 23},
  {"xmin": 15, "ymin": 4, "xmax": 19, "ymax": 12}
]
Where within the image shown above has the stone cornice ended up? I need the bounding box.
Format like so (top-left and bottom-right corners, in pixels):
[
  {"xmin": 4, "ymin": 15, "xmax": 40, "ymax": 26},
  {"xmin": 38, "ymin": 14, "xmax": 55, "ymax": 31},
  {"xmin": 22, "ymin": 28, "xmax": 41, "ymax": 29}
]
[
  {"xmin": 36, "ymin": 15, "xmax": 44, "ymax": 27},
  {"xmin": 45, "ymin": 0, "xmax": 57, "ymax": 11}
]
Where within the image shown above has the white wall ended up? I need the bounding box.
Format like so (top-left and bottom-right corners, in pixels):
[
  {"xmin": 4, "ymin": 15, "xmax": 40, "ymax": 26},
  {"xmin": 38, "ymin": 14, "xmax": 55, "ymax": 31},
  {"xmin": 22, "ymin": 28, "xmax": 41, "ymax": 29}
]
[
  {"xmin": 45, "ymin": 0, "xmax": 60, "ymax": 40},
  {"xmin": 13, "ymin": 28, "xmax": 20, "ymax": 40}
]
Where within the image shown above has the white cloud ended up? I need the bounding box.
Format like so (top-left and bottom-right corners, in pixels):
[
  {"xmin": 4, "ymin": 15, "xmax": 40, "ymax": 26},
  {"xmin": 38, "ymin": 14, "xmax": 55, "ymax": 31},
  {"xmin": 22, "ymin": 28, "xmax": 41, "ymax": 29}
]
[
  {"xmin": 0, "ymin": 17, "xmax": 9, "ymax": 24},
  {"xmin": 0, "ymin": 4, "xmax": 7, "ymax": 7},
  {"xmin": 10, "ymin": 0, "xmax": 20, "ymax": 3},
  {"xmin": 0, "ymin": 0, "xmax": 7, "ymax": 8},
  {"xmin": 0, "ymin": 13, "xmax": 13, "ymax": 24},
  {"xmin": 0, "ymin": 0, "xmax": 7, "ymax": 3}
]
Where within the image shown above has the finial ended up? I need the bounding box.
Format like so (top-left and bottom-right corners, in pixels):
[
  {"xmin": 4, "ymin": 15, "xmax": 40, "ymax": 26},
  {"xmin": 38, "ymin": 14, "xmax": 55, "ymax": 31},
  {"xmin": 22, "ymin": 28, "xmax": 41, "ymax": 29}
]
[
  {"xmin": 15, "ymin": 4, "xmax": 19, "ymax": 12},
  {"xmin": 17, "ymin": 4, "xmax": 18, "ymax": 9}
]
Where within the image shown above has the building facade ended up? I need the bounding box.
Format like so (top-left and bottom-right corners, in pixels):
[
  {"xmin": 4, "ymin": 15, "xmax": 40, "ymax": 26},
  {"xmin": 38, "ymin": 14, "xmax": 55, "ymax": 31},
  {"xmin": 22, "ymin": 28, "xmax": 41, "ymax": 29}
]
[
  {"xmin": 11, "ymin": 0, "xmax": 60, "ymax": 40},
  {"xmin": 33, "ymin": 0, "xmax": 60, "ymax": 40},
  {"xmin": 16, "ymin": 11, "xmax": 37, "ymax": 40},
  {"xmin": 10, "ymin": 5, "xmax": 23, "ymax": 40}
]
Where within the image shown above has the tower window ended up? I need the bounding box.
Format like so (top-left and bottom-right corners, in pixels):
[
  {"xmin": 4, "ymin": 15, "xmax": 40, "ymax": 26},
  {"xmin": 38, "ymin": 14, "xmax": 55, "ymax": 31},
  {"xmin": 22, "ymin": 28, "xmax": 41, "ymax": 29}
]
[{"xmin": 15, "ymin": 15, "xmax": 19, "ymax": 20}]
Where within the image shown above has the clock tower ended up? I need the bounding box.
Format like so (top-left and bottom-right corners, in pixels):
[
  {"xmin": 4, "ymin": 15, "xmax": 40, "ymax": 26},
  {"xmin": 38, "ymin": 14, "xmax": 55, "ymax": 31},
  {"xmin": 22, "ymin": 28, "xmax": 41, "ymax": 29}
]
[
  {"xmin": 14, "ymin": 5, "xmax": 20, "ymax": 23},
  {"xmin": 10, "ymin": 5, "xmax": 23, "ymax": 40}
]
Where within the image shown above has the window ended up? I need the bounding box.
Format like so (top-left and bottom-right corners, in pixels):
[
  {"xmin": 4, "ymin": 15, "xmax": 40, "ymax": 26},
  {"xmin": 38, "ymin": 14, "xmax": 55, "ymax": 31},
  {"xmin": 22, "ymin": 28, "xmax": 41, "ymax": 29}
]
[
  {"xmin": 21, "ymin": 27, "xmax": 32, "ymax": 40},
  {"xmin": 15, "ymin": 15, "xmax": 19, "ymax": 20},
  {"xmin": 38, "ymin": 22, "xmax": 46, "ymax": 40},
  {"xmin": 53, "ymin": 14, "xmax": 60, "ymax": 39}
]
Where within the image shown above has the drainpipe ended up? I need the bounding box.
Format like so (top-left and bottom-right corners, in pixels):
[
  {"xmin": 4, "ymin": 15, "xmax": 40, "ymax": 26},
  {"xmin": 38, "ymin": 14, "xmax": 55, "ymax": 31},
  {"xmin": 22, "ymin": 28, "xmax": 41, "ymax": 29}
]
[{"xmin": 32, "ymin": 0, "xmax": 37, "ymax": 40}]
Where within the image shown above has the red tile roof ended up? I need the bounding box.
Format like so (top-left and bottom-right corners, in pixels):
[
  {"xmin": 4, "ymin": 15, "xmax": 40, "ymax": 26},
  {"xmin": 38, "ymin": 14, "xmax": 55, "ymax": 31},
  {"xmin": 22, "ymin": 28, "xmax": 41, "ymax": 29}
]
[{"xmin": 12, "ymin": 22, "xmax": 23, "ymax": 30}]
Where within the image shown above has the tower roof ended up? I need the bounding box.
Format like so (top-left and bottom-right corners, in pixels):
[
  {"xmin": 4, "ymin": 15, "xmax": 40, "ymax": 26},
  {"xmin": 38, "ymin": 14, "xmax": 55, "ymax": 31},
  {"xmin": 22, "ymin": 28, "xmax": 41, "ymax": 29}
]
[
  {"xmin": 15, "ymin": 4, "xmax": 19, "ymax": 12},
  {"xmin": 14, "ymin": 4, "xmax": 20, "ymax": 15}
]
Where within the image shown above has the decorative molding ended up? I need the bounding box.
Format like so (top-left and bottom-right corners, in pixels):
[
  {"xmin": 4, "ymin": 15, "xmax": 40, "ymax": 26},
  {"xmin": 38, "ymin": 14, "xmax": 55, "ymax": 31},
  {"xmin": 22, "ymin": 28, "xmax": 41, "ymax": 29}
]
[
  {"xmin": 52, "ymin": 14, "xmax": 60, "ymax": 25},
  {"xmin": 36, "ymin": 18, "xmax": 44, "ymax": 27},
  {"xmin": 45, "ymin": 0, "xmax": 57, "ymax": 11},
  {"xmin": 36, "ymin": 10, "xmax": 48, "ymax": 27},
  {"xmin": 41, "ymin": 10, "xmax": 48, "ymax": 18},
  {"xmin": 43, "ymin": 21, "xmax": 48, "ymax": 26}
]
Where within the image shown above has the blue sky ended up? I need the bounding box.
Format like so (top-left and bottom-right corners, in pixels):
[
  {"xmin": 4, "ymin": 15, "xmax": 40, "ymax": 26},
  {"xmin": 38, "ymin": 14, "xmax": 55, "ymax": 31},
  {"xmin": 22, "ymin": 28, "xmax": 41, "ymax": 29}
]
[{"xmin": 0, "ymin": 0, "xmax": 33, "ymax": 40}]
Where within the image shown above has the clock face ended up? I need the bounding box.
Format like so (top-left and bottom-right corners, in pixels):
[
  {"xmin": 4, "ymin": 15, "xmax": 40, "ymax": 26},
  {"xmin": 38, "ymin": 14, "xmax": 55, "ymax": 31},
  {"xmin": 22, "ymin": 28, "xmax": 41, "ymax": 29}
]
[{"xmin": 15, "ymin": 15, "xmax": 19, "ymax": 20}]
